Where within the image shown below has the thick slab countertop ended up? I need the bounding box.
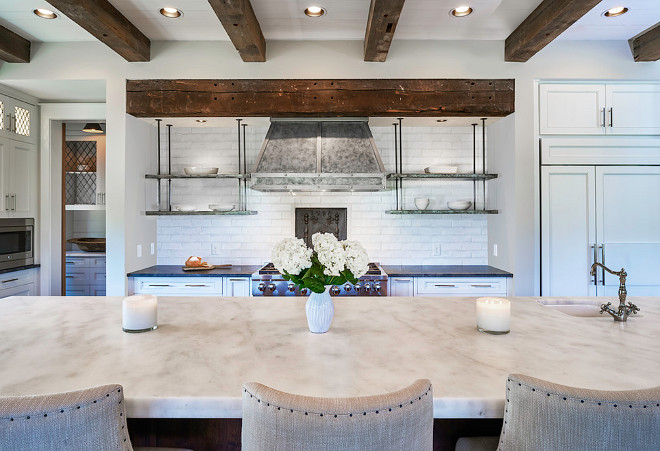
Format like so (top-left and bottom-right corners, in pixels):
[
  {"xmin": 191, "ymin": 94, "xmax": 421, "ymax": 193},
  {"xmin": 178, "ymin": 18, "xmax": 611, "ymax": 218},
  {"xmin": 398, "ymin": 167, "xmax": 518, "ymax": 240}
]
[
  {"xmin": 0, "ymin": 296, "xmax": 658, "ymax": 419},
  {"xmin": 382, "ymin": 265, "xmax": 512, "ymax": 277},
  {"xmin": 127, "ymin": 264, "xmax": 260, "ymax": 277}
]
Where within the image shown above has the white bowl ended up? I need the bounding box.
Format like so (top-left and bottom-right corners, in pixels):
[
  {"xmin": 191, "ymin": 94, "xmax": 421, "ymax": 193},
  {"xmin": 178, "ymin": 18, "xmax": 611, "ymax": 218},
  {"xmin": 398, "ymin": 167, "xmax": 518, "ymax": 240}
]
[
  {"xmin": 414, "ymin": 198, "xmax": 430, "ymax": 210},
  {"xmin": 184, "ymin": 167, "xmax": 219, "ymax": 175},
  {"xmin": 447, "ymin": 200, "xmax": 472, "ymax": 211},
  {"xmin": 209, "ymin": 204, "xmax": 235, "ymax": 212},
  {"xmin": 424, "ymin": 165, "xmax": 458, "ymax": 174},
  {"xmin": 175, "ymin": 205, "xmax": 196, "ymax": 212}
]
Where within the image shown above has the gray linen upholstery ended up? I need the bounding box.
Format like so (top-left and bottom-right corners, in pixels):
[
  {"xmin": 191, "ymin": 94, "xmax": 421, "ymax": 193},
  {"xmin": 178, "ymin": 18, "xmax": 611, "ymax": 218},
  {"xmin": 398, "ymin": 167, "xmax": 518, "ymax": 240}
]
[
  {"xmin": 455, "ymin": 436, "xmax": 499, "ymax": 451},
  {"xmin": 0, "ymin": 384, "xmax": 132, "ymax": 451},
  {"xmin": 498, "ymin": 374, "xmax": 660, "ymax": 451},
  {"xmin": 241, "ymin": 379, "xmax": 433, "ymax": 451}
]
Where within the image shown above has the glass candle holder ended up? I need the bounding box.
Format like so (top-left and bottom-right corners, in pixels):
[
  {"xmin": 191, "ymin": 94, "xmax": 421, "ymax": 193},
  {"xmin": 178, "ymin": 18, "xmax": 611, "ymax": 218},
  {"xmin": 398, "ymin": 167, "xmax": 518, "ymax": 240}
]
[
  {"xmin": 476, "ymin": 297, "xmax": 510, "ymax": 335},
  {"xmin": 122, "ymin": 295, "xmax": 158, "ymax": 333}
]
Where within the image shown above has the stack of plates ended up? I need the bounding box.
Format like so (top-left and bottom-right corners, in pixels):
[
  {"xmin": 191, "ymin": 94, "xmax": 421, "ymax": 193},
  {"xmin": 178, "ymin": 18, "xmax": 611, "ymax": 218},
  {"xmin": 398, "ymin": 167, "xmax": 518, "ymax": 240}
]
[
  {"xmin": 424, "ymin": 165, "xmax": 458, "ymax": 174},
  {"xmin": 184, "ymin": 167, "xmax": 219, "ymax": 175}
]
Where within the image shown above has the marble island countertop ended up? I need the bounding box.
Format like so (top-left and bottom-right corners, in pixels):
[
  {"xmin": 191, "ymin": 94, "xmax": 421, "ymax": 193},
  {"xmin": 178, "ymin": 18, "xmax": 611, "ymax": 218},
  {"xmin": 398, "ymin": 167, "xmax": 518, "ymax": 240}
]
[{"xmin": 0, "ymin": 295, "xmax": 658, "ymax": 420}]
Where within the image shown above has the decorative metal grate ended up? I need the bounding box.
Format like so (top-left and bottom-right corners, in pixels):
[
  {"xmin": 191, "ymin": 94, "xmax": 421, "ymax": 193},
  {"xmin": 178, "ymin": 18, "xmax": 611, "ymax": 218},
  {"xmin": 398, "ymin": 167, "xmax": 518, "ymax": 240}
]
[
  {"xmin": 14, "ymin": 106, "xmax": 30, "ymax": 137},
  {"xmin": 65, "ymin": 141, "xmax": 97, "ymax": 205},
  {"xmin": 0, "ymin": 101, "xmax": 3, "ymax": 131}
]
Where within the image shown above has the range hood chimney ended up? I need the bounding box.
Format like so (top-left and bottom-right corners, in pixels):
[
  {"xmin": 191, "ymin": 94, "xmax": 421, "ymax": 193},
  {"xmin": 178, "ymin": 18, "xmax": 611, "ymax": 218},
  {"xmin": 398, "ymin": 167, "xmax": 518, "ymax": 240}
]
[{"xmin": 251, "ymin": 118, "xmax": 386, "ymax": 192}]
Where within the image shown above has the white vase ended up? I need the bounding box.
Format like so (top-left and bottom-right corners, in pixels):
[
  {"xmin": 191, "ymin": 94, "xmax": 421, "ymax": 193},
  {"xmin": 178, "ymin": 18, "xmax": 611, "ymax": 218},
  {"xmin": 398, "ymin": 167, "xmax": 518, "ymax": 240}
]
[{"xmin": 305, "ymin": 285, "xmax": 334, "ymax": 333}]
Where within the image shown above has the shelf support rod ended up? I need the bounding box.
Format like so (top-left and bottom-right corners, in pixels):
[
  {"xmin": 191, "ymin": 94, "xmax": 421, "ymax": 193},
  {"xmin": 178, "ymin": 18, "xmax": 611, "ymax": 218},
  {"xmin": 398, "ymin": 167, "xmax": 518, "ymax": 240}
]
[
  {"xmin": 481, "ymin": 118, "xmax": 487, "ymax": 211},
  {"xmin": 398, "ymin": 117, "xmax": 403, "ymax": 210},
  {"xmin": 237, "ymin": 118, "xmax": 243, "ymax": 211},
  {"xmin": 393, "ymin": 122, "xmax": 398, "ymax": 211},
  {"xmin": 156, "ymin": 119, "xmax": 162, "ymax": 210},
  {"xmin": 472, "ymin": 123, "xmax": 477, "ymax": 211},
  {"xmin": 242, "ymin": 122, "xmax": 248, "ymax": 212},
  {"xmin": 167, "ymin": 124, "xmax": 172, "ymax": 211}
]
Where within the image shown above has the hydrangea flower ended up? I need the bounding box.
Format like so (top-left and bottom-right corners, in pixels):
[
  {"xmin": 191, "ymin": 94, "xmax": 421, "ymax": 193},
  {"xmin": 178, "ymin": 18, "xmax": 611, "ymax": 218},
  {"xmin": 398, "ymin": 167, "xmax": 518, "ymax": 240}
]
[{"xmin": 271, "ymin": 237, "xmax": 313, "ymax": 275}]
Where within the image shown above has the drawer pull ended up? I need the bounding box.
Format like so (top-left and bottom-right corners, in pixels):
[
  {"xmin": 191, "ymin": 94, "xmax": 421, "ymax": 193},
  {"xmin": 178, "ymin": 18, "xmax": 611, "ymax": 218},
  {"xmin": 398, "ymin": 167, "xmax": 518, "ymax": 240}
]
[
  {"xmin": 65, "ymin": 261, "xmax": 76, "ymax": 264},
  {"xmin": 2, "ymin": 278, "xmax": 18, "ymax": 283},
  {"xmin": 185, "ymin": 284, "xmax": 209, "ymax": 287},
  {"xmin": 65, "ymin": 276, "xmax": 74, "ymax": 279},
  {"xmin": 471, "ymin": 284, "xmax": 493, "ymax": 288},
  {"xmin": 148, "ymin": 284, "xmax": 172, "ymax": 287},
  {"xmin": 435, "ymin": 284, "xmax": 456, "ymax": 287}
]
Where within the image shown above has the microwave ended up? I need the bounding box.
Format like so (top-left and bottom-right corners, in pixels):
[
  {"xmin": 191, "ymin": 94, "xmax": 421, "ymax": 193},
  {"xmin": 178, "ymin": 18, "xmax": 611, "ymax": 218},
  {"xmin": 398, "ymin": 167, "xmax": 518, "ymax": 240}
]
[{"xmin": 0, "ymin": 218, "xmax": 34, "ymax": 270}]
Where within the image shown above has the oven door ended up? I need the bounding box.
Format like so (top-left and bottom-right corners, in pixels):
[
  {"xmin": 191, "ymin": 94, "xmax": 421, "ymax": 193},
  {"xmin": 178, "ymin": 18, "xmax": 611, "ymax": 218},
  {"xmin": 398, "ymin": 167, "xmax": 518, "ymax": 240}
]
[{"xmin": 0, "ymin": 225, "xmax": 34, "ymax": 269}]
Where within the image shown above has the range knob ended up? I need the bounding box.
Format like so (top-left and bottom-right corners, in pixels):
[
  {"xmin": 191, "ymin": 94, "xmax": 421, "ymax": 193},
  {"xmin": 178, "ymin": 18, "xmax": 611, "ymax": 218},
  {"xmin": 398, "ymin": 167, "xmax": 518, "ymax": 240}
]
[
  {"xmin": 288, "ymin": 283, "xmax": 296, "ymax": 292},
  {"xmin": 364, "ymin": 283, "xmax": 372, "ymax": 292},
  {"xmin": 300, "ymin": 288, "xmax": 309, "ymax": 296},
  {"xmin": 354, "ymin": 283, "xmax": 361, "ymax": 291},
  {"xmin": 343, "ymin": 283, "xmax": 352, "ymax": 292},
  {"xmin": 374, "ymin": 283, "xmax": 381, "ymax": 292},
  {"xmin": 330, "ymin": 285, "xmax": 341, "ymax": 295},
  {"xmin": 267, "ymin": 283, "xmax": 276, "ymax": 292},
  {"xmin": 258, "ymin": 282, "xmax": 266, "ymax": 292}
]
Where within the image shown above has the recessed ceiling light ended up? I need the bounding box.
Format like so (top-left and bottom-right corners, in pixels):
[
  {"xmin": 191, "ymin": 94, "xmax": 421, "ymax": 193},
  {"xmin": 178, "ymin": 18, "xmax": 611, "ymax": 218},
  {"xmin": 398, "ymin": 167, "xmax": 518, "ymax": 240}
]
[
  {"xmin": 195, "ymin": 119, "xmax": 207, "ymax": 123},
  {"xmin": 603, "ymin": 6, "xmax": 628, "ymax": 17},
  {"xmin": 304, "ymin": 6, "xmax": 326, "ymax": 17},
  {"xmin": 34, "ymin": 8, "xmax": 58, "ymax": 19},
  {"xmin": 160, "ymin": 7, "xmax": 183, "ymax": 18},
  {"xmin": 450, "ymin": 6, "xmax": 473, "ymax": 17}
]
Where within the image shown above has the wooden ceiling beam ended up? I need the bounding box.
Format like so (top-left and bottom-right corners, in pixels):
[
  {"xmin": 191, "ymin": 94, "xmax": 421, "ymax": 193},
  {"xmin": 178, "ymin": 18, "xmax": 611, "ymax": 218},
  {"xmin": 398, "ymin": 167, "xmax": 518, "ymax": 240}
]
[
  {"xmin": 207, "ymin": 0, "xmax": 266, "ymax": 62},
  {"xmin": 505, "ymin": 0, "xmax": 602, "ymax": 62},
  {"xmin": 0, "ymin": 24, "xmax": 30, "ymax": 63},
  {"xmin": 629, "ymin": 22, "xmax": 660, "ymax": 62},
  {"xmin": 126, "ymin": 79, "xmax": 515, "ymax": 118},
  {"xmin": 45, "ymin": 0, "xmax": 150, "ymax": 62},
  {"xmin": 364, "ymin": 0, "xmax": 406, "ymax": 62}
]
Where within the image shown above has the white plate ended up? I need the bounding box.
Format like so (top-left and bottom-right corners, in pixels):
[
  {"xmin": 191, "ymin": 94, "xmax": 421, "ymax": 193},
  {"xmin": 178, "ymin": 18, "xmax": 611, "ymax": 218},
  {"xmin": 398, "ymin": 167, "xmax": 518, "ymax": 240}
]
[
  {"xmin": 184, "ymin": 167, "xmax": 219, "ymax": 175},
  {"xmin": 209, "ymin": 204, "xmax": 235, "ymax": 212},
  {"xmin": 174, "ymin": 205, "xmax": 196, "ymax": 212}
]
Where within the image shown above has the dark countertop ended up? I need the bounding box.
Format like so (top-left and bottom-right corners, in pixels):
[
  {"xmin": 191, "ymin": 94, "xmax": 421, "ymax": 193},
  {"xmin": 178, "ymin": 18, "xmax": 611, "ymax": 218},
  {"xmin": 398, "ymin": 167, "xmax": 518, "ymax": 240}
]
[
  {"xmin": 127, "ymin": 265, "xmax": 260, "ymax": 277},
  {"xmin": 381, "ymin": 265, "xmax": 512, "ymax": 278},
  {"xmin": 0, "ymin": 264, "xmax": 41, "ymax": 275}
]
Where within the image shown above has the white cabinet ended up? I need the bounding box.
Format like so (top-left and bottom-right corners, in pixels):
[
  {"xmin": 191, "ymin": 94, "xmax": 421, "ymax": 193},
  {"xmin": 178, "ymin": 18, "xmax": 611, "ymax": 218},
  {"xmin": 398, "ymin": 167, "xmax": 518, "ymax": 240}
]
[
  {"xmin": 541, "ymin": 166, "xmax": 660, "ymax": 296},
  {"xmin": 0, "ymin": 94, "xmax": 37, "ymax": 144},
  {"xmin": 540, "ymin": 83, "xmax": 660, "ymax": 135},
  {"xmin": 389, "ymin": 277, "xmax": 415, "ymax": 297},
  {"xmin": 415, "ymin": 277, "xmax": 509, "ymax": 297},
  {"xmin": 132, "ymin": 277, "xmax": 223, "ymax": 296},
  {"xmin": 0, "ymin": 268, "xmax": 38, "ymax": 298},
  {"xmin": 65, "ymin": 255, "xmax": 106, "ymax": 296},
  {"xmin": 0, "ymin": 137, "xmax": 37, "ymax": 218},
  {"xmin": 224, "ymin": 277, "xmax": 250, "ymax": 297}
]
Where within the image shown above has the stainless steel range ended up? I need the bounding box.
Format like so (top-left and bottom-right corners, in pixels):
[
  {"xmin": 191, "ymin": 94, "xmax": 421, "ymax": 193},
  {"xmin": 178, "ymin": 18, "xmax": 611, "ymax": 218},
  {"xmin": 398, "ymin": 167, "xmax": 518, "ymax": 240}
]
[{"xmin": 252, "ymin": 262, "xmax": 388, "ymax": 296}]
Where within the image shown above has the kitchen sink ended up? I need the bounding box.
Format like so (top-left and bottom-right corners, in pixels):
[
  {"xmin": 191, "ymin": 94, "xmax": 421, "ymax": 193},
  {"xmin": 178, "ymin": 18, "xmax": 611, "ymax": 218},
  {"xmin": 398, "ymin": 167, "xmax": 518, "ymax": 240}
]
[{"xmin": 536, "ymin": 299, "xmax": 605, "ymax": 317}]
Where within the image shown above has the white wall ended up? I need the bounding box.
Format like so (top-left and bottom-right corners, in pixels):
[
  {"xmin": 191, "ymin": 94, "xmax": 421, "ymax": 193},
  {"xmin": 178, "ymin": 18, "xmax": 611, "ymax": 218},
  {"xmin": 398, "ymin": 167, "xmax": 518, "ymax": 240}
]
[
  {"xmin": 4, "ymin": 39, "xmax": 658, "ymax": 294},
  {"xmin": 156, "ymin": 125, "xmax": 489, "ymax": 266}
]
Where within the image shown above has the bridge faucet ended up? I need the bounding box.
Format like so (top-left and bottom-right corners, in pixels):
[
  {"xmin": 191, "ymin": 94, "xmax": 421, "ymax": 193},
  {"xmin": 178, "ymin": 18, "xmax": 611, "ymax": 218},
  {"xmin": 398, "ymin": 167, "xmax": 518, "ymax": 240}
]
[{"xmin": 590, "ymin": 263, "xmax": 639, "ymax": 322}]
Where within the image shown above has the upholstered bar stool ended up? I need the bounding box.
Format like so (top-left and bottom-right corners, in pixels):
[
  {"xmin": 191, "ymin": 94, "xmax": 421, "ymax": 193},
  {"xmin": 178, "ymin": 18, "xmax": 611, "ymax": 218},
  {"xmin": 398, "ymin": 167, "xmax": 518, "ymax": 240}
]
[
  {"xmin": 242, "ymin": 379, "xmax": 433, "ymax": 451},
  {"xmin": 0, "ymin": 384, "xmax": 192, "ymax": 451},
  {"xmin": 455, "ymin": 373, "xmax": 660, "ymax": 451}
]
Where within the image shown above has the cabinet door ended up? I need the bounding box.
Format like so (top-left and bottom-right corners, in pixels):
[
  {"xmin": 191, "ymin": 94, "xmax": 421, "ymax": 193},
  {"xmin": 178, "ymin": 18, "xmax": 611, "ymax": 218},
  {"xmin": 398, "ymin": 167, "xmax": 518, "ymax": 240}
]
[
  {"xmin": 9, "ymin": 140, "xmax": 36, "ymax": 216},
  {"xmin": 541, "ymin": 167, "xmax": 597, "ymax": 296},
  {"xmin": 96, "ymin": 136, "xmax": 106, "ymax": 205},
  {"xmin": 224, "ymin": 277, "xmax": 250, "ymax": 297},
  {"xmin": 389, "ymin": 277, "xmax": 415, "ymax": 297},
  {"xmin": 606, "ymin": 84, "xmax": 660, "ymax": 135},
  {"xmin": 540, "ymin": 84, "xmax": 606, "ymax": 135},
  {"xmin": 0, "ymin": 283, "xmax": 36, "ymax": 299},
  {"xmin": 596, "ymin": 167, "xmax": 660, "ymax": 296},
  {"xmin": 0, "ymin": 137, "xmax": 8, "ymax": 216}
]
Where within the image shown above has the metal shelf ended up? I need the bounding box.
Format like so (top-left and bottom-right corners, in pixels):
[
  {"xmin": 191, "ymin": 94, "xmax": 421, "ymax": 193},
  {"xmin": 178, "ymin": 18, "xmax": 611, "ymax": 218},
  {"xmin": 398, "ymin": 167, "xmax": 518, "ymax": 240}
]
[
  {"xmin": 145, "ymin": 210, "xmax": 257, "ymax": 216},
  {"xmin": 387, "ymin": 173, "xmax": 498, "ymax": 180},
  {"xmin": 145, "ymin": 174, "xmax": 249, "ymax": 180},
  {"xmin": 385, "ymin": 209, "xmax": 499, "ymax": 215}
]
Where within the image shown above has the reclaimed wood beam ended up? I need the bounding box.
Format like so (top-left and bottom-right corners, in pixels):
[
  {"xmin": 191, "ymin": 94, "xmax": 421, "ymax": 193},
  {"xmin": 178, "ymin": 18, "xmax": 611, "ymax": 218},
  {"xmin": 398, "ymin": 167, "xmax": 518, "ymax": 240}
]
[
  {"xmin": 629, "ymin": 22, "xmax": 660, "ymax": 62},
  {"xmin": 0, "ymin": 24, "xmax": 30, "ymax": 63},
  {"xmin": 45, "ymin": 0, "xmax": 150, "ymax": 62},
  {"xmin": 126, "ymin": 79, "xmax": 515, "ymax": 117},
  {"xmin": 364, "ymin": 0, "xmax": 406, "ymax": 62},
  {"xmin": 505, "ymin": 0, "xmax": 602, "ymax": 62},
  {"xmin": 207, "ymin": 0, "xmax": 266, "ymax": 62}
]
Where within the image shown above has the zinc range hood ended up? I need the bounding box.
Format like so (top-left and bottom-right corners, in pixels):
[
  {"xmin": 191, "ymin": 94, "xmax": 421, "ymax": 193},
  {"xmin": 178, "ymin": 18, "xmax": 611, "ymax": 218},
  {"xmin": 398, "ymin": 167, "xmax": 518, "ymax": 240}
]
[{"xmin": 251, "ymin": 118, "xmax": 386, "ymax": 192}]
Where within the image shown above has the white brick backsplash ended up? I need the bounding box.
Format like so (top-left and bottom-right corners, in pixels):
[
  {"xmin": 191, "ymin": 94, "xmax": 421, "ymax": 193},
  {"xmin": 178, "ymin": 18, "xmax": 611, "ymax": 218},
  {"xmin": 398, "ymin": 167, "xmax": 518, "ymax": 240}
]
[{"xmin": 157, "ymin": 125, "xmax": 489, "ymax": 266}]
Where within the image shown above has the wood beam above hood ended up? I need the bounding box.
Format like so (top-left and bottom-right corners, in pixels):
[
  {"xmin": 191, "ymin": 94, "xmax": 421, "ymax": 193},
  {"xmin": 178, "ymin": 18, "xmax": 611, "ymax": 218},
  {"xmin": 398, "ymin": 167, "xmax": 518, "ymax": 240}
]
[
  {"xmin": 126, "ymin": 79, "xmax": 514, "ymax": 118},
  {"xmin": 208, "ymin": 0, "xmax": 266, "ymax": 62},
  {"xmin": 629, "ymin": 22, "xmax": 660, "ymax": 62},
  {"xmin": 45, "ymin": 0, "xmax": 150, "ymax": 62},
  {"xmin": 0, "ymin": 24, "xmax": 30, "ymax": 63},
  {"xmin": 364, "ymin": 0, "xmax": 406, "ymax": 62}
]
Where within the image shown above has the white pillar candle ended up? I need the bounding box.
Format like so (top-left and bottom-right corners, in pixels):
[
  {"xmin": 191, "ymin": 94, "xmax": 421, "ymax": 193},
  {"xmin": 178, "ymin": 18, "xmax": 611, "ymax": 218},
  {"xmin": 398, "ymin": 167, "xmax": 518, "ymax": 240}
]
[
  {"xmin": 476, "ymin": 297, "xmax": 510, "ymax": 334},
  {"xmin": 122, "ymin": 295, "xmax": 158, "ymax": 333}
]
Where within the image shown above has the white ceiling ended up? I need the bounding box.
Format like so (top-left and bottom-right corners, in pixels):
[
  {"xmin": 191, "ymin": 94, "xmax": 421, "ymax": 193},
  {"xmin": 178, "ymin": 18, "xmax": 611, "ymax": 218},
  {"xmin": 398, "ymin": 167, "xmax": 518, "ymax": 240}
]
[
  {"xmin": 0, "ymin": 79, "xmax": 106, "ymax": 102},
  {"xmin": 0, "ymin": 0, "xmax": 658, "ymax": 43}
]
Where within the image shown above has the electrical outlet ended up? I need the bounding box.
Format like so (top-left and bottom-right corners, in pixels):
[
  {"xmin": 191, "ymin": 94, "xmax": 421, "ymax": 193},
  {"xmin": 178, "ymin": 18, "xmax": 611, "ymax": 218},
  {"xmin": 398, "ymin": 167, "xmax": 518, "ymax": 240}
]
[
  {"xmin": 212, "ymin": 243, "xmax": 222, "ymax": 255},
  {"xmin": 150, "ymin": 243, "xmax": 155, "ymax": 255},
  {"xmin": 137, "ymin": 244, "xmax": 142, "ymax": 258},
  {"xmin": 432, "ymin": 243, "xmax": 441, "ymax": 257},
  {"xmin": 493, "ymin": 244, "xmax": 498, "ymax": 257}
]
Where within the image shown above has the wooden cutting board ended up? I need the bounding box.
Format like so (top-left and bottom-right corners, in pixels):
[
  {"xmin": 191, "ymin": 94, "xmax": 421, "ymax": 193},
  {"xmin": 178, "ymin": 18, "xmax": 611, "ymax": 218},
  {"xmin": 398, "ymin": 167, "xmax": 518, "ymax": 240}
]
[{"xmin": 181, "ymin": 264, "xmax": 232, "ymax": 271}]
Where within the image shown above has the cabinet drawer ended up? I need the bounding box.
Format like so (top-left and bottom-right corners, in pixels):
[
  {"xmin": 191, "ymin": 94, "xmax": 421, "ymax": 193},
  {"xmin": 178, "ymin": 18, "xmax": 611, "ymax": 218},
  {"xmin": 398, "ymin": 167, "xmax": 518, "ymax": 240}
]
[
  {"xmin": 66, "ymin": 287, "xmax": 89, "ymax": 296},
  {"xmin": 65, "ymin": 270, "xmax": 88, "ymax": 287},
  {"xmin": 133, "ymin": 277, "xmax": 223, "ymax": 296},
  {"xmin": 90, "ymin": 285, "xmax": 106, "ymax": 296},
  {"xmin": 88, "ymin": 268, "xmax": 106, "ymax": 284},
  {"xmin": 415, "ymin": 278, "xmax": 507, "ymax": 296},
  {"xmin": 65, "ymin": 258, "xmax": 88, "ymax": 271},
  {"xmin": 0, "ymin": 269, "xmax": 34, "ymax": 289},
  {"xmin": 90, "ymin": 257, "xmax": 106, "ymax": 269}
]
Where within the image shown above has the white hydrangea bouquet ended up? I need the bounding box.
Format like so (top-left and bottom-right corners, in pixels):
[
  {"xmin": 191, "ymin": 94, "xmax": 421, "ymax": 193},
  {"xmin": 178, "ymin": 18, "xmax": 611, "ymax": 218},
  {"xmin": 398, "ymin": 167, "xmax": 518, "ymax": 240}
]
[{"xmin": 271, "ymin": 233, "xmax": 369, "ymax": 294}]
